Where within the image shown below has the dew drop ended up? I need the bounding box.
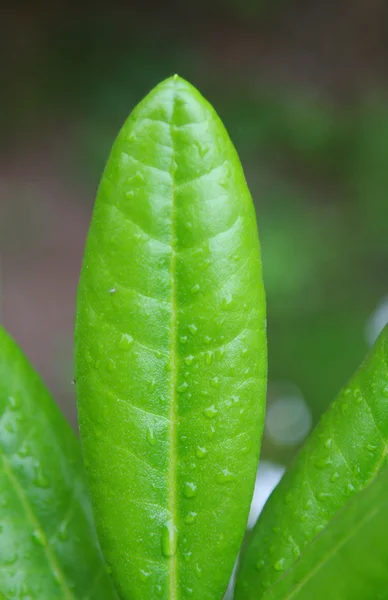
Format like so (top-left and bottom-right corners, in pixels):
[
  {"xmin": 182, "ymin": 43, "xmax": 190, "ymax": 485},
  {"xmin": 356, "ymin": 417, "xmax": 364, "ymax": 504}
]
[
  {"xmin": 367, "ymin": 444, "xmax": 377, "ymax": 453},
  {"xmin": 382, "ymin": 384, "xmax": 388, "ymax": 397},
  {"xmin": 273, "ymin": 558, "xmax": 285, "ymax": 572},
  {"xmin": 146, "ymin": 428, "xmax": 157, "ymax": 447},
  {"xmin": 178, "ymin": 382, "xmax": 189, "ymax": 393},
  {"xmin": 314, "ymin": 524, "xmax": 324, "ymax": 535},
  {"xmin": 330, "ymin": 472, "xmax": 340, "ymax": 483},
  {"xmin": 256, "ymin": 559, "xmax": 265, "ymax": 571},
  {"xmin": 191, "ymin": 284, "xmax": 200, "ymax": 294},
  {"xmin": 210, "ymin": 377, "xmax": 219, "ymax": 388},
  {"xmin": 180, "ymin": 336, "xmax": 188, "ymax": 344},
  {"xmin": 216, "ymin": 469, "xmax": 236, "ymax": 485},
  {"xmin": 109, "ymin": 288, "xmax": 117, "ymax": 295},
  {"xmin": 184, "ymin": 512, "xmax": 197, "ymax": 525},
  {"xmin": 195, "ymin": 446, "xmax": 207, "ymax": 459},
  {"xmin": 188, "ymin": 324, "xmax": 198, "ymax": 334},
  {"xmin": 139, "ymin": 569, "xmax": 151, "ymax": 582},
  {"xmin": 205, "ymin": 351, "xmax": 214, "ymax": 365},
  {"xmin": 183, "ymin": 482, "xmax": 197, "ymax": 498},
  {"xmin": 203, "ymin": 405, "xmax": 218, "ymax": 419},
  {"xmin": 195, "ymin": 564, "xmax": 202, "ymax": 579},
  {"xmin": 33, "ymin": 467, "xmax": 49, "ymax": 489},
  {"xmin": 318, "ymin": 492, "xmax": 333, "ymax": 502},
  {"xmin": 207, "ymin": 424, "xmax": 216, "ymax": 439},
  {"xmin": 184, "ymin": 552, "xmax": 192, "ymax": 562},
  {"xmin": 204, "ymin": 336, "xmax": 211, "ymax": 345},
  {"xmin": 31, "ymin": 529, "xmax": 46, "ymax": 547},
  {"xmin": 315, "ymin": 458, "xmax": 333, "ymax": 470},
  {"xmin": 185, "ymin": 355, "xmax": 195, "ymax": 366},
  {"xmin": 324, "ymin": 438, "xmax": 333, "ymax": 449},
  {"xmin": 161, "ymin": 519, "xmax": 178, "ymax": 558},
  {"xmin": 106, "ymin": 565, "xmax": 113, "ymax": 575}
]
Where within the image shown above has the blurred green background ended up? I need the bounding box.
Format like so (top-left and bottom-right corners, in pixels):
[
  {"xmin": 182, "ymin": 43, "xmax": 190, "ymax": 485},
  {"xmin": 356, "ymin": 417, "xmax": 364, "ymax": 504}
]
[{"xmin": 1, "ymin": 0, "xmax": 388, "ymax": 467}]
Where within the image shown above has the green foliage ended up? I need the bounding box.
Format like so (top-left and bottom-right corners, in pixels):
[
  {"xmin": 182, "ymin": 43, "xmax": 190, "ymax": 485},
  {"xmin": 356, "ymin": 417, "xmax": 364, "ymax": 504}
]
[
  {"xmin": 0, "ymin": 326, "xmax": 117, "ymax": 599},
  {"xmin": 1, "ymin": 74, "xmax": 388, "ymax": 600},
  {"xmin": 75, "ymin": 75, "xmax": 267, "ymax": 600},
  {"xmin": 236, "ymin": 325, "xmax": 388, "ymax": 599},
  {"xmin": 261, "ymin": 466, "xmax": 388, "ymax": 600}
]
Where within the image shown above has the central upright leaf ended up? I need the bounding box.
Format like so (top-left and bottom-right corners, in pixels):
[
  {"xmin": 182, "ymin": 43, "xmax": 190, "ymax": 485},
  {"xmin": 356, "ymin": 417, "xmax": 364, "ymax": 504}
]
[{"xmin": 75, "ymin": 75, "xmax": 266, "ymax": 599}]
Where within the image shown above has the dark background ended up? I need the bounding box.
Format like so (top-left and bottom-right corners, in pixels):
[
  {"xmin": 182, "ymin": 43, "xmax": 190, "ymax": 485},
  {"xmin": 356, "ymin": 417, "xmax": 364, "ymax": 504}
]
[{"xmin": 2, "ymin": 0, "xmax": 388, "ymax": 467}]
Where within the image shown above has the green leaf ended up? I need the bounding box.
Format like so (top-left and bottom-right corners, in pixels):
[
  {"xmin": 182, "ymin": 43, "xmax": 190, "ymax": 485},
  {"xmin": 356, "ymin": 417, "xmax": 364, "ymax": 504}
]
[
  {"xmin": 0, "ymin": 325, "xmax": 117, "ymax": 599},
  {"xmin": 75, "ymin": 75, "xmax": 267, "ymax": 599},
  {"xmin": 263, "ymin": 466, "xmax": 388, "ymax": 600},
  {"xmin": 235, "ymin": 325, "xmax": 388, "ymax": 599}
]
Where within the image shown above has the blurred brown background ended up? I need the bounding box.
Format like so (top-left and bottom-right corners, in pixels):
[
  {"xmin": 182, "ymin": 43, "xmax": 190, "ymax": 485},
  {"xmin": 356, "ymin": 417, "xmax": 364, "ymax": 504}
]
[{"xmin": 1, "ymin": 0, "xmax": 388, "ymax": 466}]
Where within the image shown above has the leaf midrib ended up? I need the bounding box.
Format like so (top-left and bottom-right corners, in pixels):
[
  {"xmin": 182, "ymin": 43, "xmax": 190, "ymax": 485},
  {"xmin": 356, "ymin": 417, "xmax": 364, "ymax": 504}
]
[
  {"xmin": 1, "ymin": 452, "xmax": 76, "ymax": 600},
  {"xmin": 168, "ymin": 77, "xmax": 178, "ymax": 600}
]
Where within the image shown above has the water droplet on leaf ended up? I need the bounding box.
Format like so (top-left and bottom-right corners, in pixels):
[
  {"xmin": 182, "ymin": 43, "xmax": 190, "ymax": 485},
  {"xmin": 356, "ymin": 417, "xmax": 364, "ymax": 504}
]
[
  {"xmin": 119, "ymin": 333, "xmax": 133, "ymax": 350},
  {"xmin": 146, "ymin": 428, "xmax": 157, "ymax": 446},
  {"xmin": 183, "ymin": 482, "xmax": 197, "ymax": 498},
  {"xmin": 184, "ymin": 512, "xmax": 197, "ymax": 524},
  {"xmin": 195, "ymin": 446, "xmax": 207, "ymax": 459},
  {"xmin": 203, "ymin": 405, "xmax": 218, "ymax": 419},
  {"xmin": 161, "ymin": 519, "xmax": 178, "ymax": 557},
  {"xmin": 31, "ymin": 529, "xmax": 46, "ymax": 547},
  {"xmin": 216, "ymin": 469, "xmax": 236, "ymax": 484},
  {"xmin": 273, "ymin": 558, "xmax": 285, "ymax": 572}
]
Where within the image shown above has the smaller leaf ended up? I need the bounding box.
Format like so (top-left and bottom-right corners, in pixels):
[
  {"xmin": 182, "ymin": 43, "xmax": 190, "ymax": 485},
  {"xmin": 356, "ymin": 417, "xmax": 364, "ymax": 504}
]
[
  {"xmin": 0, "ymin": 326, "xmax": 118, "ymax": 599},
  {"xmin": 263, "ymin": 466, "xmax": 388, "ymax": 599},
  {"xmin": 236, "ymin": 325, "xmax": 388, "ymax": 599}
]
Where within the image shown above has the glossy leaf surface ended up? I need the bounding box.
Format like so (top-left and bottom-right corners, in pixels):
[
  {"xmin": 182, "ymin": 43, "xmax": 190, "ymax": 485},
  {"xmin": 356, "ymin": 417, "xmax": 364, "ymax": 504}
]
[
  {"xmin": 0, "ymin": 325, "xmax": 117, "ymax": 599},
  {"xmin": 75, "ymin": 75, "xmax": 267, "ymax": 600},
  {"xmin": 236, "ymin": 325, "xmax": 388, "ymax": 599},
  {"xmin": 264, "ymin": 466, "xmax": 388, "ymax": 600}
]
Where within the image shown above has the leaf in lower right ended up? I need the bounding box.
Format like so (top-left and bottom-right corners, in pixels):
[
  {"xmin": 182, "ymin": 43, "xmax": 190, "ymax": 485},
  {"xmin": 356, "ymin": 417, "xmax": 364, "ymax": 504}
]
[{"xmin": 235, "ymin": 325, "xmax": 388, "ymax": 599}]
